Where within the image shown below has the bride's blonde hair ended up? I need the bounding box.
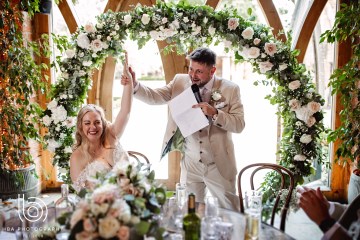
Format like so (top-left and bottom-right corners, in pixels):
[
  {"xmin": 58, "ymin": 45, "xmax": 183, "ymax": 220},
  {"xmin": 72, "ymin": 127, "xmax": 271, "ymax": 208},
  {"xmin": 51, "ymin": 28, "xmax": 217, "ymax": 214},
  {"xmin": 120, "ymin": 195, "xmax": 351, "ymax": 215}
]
[{"xmin": 74, "ymin": 104, "xmax": 109, "ymax": 150}]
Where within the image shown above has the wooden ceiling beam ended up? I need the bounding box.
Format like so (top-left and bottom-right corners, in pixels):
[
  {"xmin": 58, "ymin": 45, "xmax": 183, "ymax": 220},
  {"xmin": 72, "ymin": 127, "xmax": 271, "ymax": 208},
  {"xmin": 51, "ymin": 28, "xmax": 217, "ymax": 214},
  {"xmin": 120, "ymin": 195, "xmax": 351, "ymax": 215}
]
[
  {"xmin": 257, "ymin": 0, "xmax": 286, "ymax": 43},
  {"xmin": 294, "ymin": 0, "xmax": 328, "ymax": 62},
  {"xmin": 57, "ymin": 0, "xmax": 80, "ymax": 34}
]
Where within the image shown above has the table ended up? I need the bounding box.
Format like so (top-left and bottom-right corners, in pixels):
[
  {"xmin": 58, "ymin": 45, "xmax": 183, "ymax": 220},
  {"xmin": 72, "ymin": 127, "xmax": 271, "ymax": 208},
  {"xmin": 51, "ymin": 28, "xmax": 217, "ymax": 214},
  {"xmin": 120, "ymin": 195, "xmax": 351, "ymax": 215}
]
[
  {"xmin": 218, "ymin": 208, "xmax": 295, "ymax": 240},
  {"xmin": 2, "ymin": 203, "xmax": 294, "ymax": 240}
]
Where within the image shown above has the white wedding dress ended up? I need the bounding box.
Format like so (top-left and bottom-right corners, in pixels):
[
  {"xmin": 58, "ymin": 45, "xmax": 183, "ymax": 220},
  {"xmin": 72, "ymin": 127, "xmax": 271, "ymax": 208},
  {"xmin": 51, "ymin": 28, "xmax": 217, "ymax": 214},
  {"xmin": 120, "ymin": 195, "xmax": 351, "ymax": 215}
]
[{"xmin": 72, "ymin": 142, "xmax": 129, "ymax": 192}]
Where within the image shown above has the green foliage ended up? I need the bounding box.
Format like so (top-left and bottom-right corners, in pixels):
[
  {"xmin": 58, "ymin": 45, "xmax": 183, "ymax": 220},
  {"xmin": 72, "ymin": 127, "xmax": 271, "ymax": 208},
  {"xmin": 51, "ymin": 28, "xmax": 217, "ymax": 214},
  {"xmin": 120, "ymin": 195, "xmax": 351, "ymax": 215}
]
[
  {"xmin": 0, "ymin": 1, "xmax": 47, "ymax": 173},
  {"xmin": 322, "ymin": 2, "xmax": 360, "ymax": 168}
]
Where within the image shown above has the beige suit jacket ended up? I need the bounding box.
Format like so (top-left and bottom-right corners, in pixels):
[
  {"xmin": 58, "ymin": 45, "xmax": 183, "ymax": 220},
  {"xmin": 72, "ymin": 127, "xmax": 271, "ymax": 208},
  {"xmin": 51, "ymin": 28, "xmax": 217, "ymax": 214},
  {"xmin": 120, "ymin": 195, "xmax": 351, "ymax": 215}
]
[{"xmin": 134, "ymin": 74, "xmax": 245, "ymax": 181}]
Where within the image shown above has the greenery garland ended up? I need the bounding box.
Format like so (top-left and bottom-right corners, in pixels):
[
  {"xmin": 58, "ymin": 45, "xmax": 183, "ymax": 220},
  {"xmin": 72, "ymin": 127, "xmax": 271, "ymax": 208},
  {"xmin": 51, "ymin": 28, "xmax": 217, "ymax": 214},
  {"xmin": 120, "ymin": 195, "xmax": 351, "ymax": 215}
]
[{"xmin": 42, "ymin": 0, "xmax": 326, "ymax": 189}]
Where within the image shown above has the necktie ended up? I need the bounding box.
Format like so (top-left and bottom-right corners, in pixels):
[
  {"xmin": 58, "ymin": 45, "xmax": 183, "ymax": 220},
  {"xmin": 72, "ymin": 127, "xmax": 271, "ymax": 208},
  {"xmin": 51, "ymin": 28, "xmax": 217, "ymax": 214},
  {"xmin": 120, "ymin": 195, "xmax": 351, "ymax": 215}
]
[{"xmin": 201, "ymin": 88, "xmax": 208, "ymax": 102}]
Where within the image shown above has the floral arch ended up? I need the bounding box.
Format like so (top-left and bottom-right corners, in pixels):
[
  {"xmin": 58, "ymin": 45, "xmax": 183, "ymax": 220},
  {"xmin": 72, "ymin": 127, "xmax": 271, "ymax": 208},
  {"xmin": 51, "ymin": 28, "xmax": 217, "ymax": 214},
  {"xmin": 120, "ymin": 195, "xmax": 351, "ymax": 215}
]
[{"xmin": 42, "ymin": 0, "xmax": 326, "ymax": 187}]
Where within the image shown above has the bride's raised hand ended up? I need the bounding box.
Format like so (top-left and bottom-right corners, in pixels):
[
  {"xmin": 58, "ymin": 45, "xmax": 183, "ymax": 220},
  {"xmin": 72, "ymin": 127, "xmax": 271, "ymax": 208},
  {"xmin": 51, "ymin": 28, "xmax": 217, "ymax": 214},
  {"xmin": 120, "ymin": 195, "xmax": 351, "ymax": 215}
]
[{"xmin": 121, "ymin": 51, "xmax": 132, "ymax": 86}]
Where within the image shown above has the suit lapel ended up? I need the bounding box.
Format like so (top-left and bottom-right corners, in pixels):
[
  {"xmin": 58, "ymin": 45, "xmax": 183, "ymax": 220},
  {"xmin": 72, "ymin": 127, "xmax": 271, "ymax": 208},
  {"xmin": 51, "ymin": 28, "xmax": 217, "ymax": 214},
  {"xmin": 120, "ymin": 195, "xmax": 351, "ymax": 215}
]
[{"xmin": 208, "ymin": 76, "xmax": 222, "ymax": 133}]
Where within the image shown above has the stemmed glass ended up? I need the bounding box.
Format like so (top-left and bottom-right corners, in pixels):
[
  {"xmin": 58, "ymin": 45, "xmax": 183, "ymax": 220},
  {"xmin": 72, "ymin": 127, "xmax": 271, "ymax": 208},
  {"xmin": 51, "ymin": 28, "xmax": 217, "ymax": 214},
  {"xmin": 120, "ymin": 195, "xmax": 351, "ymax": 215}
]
[{"xmin": 201, "ymin": 196, "xmax": 220, "ymax": 240}]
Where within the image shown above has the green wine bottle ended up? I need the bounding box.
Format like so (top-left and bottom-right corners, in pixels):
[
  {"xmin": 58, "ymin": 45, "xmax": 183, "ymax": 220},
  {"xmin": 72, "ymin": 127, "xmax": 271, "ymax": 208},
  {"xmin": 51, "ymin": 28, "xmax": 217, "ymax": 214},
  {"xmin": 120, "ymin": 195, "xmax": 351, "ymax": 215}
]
[{"xmin": 183, "ymin": 193, "xmax": 201, "ymax": 240}]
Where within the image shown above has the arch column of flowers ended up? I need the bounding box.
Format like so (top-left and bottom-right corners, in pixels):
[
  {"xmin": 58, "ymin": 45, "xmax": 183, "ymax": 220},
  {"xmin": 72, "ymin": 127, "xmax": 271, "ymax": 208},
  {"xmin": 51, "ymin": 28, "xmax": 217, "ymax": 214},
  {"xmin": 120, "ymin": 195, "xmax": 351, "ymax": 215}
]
[{"xmin": 42, "ymin": 0, "xmax": 326, "ymax": 189}]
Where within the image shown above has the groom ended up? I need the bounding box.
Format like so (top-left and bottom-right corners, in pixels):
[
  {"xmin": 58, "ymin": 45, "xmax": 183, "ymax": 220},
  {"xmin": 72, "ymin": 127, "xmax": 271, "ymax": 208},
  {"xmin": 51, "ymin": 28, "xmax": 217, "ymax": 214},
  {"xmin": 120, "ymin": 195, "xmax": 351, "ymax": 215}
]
[{"xmin": 130, "ymin": 47, "xmax": 245, "ymax": 210}]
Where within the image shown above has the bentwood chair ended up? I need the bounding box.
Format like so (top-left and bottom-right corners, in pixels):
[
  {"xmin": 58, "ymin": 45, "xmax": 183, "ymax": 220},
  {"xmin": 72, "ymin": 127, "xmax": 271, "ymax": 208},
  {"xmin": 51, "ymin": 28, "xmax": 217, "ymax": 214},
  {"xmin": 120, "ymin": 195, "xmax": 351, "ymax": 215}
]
[
  {"xmin": 237, "ymin": 163, "xmax": 295, "ymax": 231},
  {"xmin": 127, "ymin": 151, "xmax": 150, "ymax": 165}
]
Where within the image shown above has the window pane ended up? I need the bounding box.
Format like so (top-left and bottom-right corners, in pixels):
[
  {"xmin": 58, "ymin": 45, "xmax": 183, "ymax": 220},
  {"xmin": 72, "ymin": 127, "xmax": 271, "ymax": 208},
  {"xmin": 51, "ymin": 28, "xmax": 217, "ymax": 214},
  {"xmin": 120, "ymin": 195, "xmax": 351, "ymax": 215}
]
[{"xmin": 113, "ymin": 40, "xmax": 168, "ymax": 179}]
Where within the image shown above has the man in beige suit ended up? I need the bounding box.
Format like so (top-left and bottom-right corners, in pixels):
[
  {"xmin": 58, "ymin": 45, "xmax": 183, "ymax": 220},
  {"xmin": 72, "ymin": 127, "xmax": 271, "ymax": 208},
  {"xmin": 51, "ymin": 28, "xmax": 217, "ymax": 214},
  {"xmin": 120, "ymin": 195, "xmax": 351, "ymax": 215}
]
[{"xmin": 130, "ymin": 47, "xmax": 245, "ymax": 210}]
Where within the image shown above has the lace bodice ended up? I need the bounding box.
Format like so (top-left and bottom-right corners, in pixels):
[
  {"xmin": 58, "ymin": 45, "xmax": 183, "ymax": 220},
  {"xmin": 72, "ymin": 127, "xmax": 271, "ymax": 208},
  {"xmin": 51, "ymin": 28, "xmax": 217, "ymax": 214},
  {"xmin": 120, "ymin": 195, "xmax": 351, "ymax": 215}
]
[{"xmin": 72, "ymin": 142, "xmax": 129, "ymax": 192}]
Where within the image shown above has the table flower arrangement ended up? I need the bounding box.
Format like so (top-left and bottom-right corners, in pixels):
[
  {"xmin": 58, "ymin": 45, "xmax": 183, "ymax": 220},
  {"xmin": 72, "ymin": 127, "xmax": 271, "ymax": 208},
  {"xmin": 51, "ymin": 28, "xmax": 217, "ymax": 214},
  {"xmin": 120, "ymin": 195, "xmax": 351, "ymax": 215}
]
[{"xmin": 68, "ymin": 160, "xmax": 166, "ymax": 240}]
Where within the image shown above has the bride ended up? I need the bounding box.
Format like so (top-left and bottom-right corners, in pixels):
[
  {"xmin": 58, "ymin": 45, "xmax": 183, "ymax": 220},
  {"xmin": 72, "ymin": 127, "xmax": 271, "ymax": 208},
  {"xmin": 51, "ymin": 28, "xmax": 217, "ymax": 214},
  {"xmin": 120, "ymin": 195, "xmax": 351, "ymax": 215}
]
[{"xmin": 70, "ymin": 52, "xmax": 133, "ymax": 192}]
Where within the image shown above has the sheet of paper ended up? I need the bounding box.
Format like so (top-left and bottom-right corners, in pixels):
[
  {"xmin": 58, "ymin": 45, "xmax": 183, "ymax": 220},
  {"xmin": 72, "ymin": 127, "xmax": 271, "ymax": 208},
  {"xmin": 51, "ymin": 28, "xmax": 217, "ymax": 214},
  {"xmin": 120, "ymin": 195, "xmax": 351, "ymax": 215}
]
[{"xmin": 169, "ymin": 86, "xmax": 209, "ymax": 138}]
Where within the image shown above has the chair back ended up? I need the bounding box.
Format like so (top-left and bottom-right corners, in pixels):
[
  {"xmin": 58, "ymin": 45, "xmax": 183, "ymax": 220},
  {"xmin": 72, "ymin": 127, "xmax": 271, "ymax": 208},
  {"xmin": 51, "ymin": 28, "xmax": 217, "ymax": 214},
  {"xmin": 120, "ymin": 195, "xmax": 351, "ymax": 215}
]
[
  {"xmin": 127, "ymin": 151, "xmax": 150, "ymax": 165},
  {"xmin": 237, "ymin": 163, "xmax": 295, "ymax": 231}
]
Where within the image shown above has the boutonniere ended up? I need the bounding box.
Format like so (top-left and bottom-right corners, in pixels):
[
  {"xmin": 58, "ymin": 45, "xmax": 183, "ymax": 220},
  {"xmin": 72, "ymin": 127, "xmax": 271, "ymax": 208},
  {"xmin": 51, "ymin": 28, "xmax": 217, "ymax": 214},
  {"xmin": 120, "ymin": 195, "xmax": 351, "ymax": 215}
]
[
  {"xmin": 211, "ymin": 90, "xmax": 227, "ymax": 109},
  {"xmin": 211, "ymin": 90, "xmax": 222, "ymax": 102}
]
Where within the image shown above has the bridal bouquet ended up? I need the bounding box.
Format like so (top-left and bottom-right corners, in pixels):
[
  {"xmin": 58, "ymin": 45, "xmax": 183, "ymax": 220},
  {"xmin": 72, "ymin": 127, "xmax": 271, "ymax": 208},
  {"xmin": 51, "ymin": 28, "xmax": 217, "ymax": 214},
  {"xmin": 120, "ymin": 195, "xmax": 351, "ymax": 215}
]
[{"xmin": 68, "ymin": 161, "xmax": 166, "ymax": 240}]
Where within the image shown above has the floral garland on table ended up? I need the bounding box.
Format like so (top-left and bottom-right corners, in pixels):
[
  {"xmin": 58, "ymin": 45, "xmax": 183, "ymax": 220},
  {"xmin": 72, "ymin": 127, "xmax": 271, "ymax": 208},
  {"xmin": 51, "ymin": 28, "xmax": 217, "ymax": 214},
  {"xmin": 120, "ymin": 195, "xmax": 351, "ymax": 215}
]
[{"xmin": 42, "ymin": 0, "xmax": 326, "ymax": 188}]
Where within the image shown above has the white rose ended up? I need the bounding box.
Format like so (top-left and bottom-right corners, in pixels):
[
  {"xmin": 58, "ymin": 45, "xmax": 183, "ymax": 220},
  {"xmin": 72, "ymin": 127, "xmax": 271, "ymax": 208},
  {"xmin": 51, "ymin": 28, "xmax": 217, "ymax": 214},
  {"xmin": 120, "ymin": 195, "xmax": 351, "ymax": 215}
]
[
  {"xmin": 212, "ymin": 92, "xmax": 221, "ymax": 101},
  {"xmin": 70, "ymin": 208, "xmax": 84, "ymax": 228},
  {"xmin": 208, "ymin": 26, "xmax": 216, "ymax": 36},
  {"xmin": 228, "ymin": 18, "xmax": 239, "ymax": 30},
  {"xmin": 306, "ymin": 92, "xmax": 313, "ymax": 99},
  {"xmin": 149, "ymin": 30, "xmax": 160, "ymax": 40},
  {"xmin": 279, "ymin": 63, "xmax": 288, "ymax": 71},
  {"xmin": 183, "ymin": 17, "xmax": 189, "ymax": 23},
  {"xmin": 123, "ymin": 14, "xmax": 132, "ymax": 25},
  {"xmin": 242, "ymin": 27, "xmax": 254, "ymax": 39},
  {"xmin": 76, "ymin": 33, "xmax": 90, "ymax": 49},
  {"xmin": 294, "ymin": 154, "xmax": 307, "ymax": 161},
  {"xmin": 84, "ymin": 22, "xmax": 96, "ymax": 33},
  {"xmin": 307, "ymin": 101, "xmax": 321, "ymax": 113},
  {"xmin": 47, "ymin": 139, "xmax": 60, "ymax": 152},
  {"xmin": 141, "ymin": 14, "xmax": 150, "ymax": 25},
  {"xmin": 83, "ymin": 61, "xmax": 92, "ymax": 67},
  {"xmin": 47, "ymin": 100, "xmax": 57, "ymax": 110},
  {"xmin": 98, "ymin": 216, "xmax": 120, "ymax": 239},
  {"xmin": 192, "ymin": 26, "xmax": 201, "ymax": 35},
  {"xmin": 78, "ymin": 52, "xmax": 84, "ymax": 57},
  {"xmin": 306, "ymin": 116, "xmax": 316, "ymax": 127},
  {"xmin": 264, "ymin": 42, "xmax": 277, "ymax": 56},
  {"xmin": 52, "ymin": 105, "xmax": 67, "ymax": 124},
  {"xmin": 253, "ymin": 38, "xmax": 261, "ymax": 45},
  {"xmin": 258, "ymin": 61, "xmax": 274, "ymax": 73},
  {"xmin": 289, "ymin": 99, "xmax": 300, "ymax": 111},
  {"xmin": 114, "ymin": 24, "xmax": 120, "ymax": 30},
  {"xmin": 61, "ymin": 72, "xmax": 69, "ymax": 79},
  {"xmin": 162, "ymin": 17, "xmax": 168, "ymax": 24},
  {"xmin": 295, "ymin": 106, "xmax": 311, "ymax": 122},
  {"xmin": 90, "ymin": 39, "xmax": 103, "ymax": 52},
  {"xmin": 64, "ymin": 146, "xmax": 73, "ymax": 153},
  {"xmin": 65, "ymin": 49, "xmax": 75, "ymax": 58},
  {"xmin": 300, "ymin": 134, "xmax": 312, "ymax": 144},
  {"xmin": 246, "ymin": 47, "xmax": 260, "ymax": 59},
  {"xmin": 170, "ymin": 19, "xmax": 180, "ymax": 29},
  {"xmin": 42, "ymin": 115, "xmax": 51, "ymax": 126},
  {"xmin": 289, "ymin": 80, "xmax": 301, "ymax": 90}
]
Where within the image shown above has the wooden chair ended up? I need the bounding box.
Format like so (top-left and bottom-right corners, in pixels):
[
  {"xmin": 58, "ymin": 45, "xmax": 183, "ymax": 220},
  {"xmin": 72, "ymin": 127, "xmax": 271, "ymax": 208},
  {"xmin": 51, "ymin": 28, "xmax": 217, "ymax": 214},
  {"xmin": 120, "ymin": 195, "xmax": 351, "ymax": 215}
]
[
  {"xmin": 237, "ymin": 163, "xmax": 295, "ymax": 231},
  {"xmin": 127, "ymin": 151, "xmax": 150, "ymax": 165}
]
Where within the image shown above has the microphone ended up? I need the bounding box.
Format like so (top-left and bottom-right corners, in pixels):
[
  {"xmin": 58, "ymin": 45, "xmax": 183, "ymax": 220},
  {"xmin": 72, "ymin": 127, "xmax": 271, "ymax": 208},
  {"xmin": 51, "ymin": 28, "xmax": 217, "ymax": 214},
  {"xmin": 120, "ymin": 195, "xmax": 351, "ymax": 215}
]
[{"xmin": 191, "ymin": 84, "xmax": 202, "ymax": 103}]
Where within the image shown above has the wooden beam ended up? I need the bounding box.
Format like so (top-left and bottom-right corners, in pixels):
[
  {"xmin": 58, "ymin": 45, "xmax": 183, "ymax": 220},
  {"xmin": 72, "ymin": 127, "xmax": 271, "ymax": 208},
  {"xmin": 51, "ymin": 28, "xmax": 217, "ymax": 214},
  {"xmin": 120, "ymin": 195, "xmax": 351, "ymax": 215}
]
[
  {"xmin": 325, "ymin": 0, "xmax": 352, "ymax": 203},
  {"xmin": 206, "ymin": 0, "xmax": 220, "ymax": 9},
  {"xmin": 57, "ymin": 0, "xmax": 80, "ymax": 34},
  {"xmin": 99, "ymin": 57, "xmax": 116, "ymax": 121},
  {"xmin": 294, "ymin": 0, "xmax": 328, "ymax": 62},
  {"xmin": 257, "ymin": 0, "xmax": 286, "ymax": 42}
]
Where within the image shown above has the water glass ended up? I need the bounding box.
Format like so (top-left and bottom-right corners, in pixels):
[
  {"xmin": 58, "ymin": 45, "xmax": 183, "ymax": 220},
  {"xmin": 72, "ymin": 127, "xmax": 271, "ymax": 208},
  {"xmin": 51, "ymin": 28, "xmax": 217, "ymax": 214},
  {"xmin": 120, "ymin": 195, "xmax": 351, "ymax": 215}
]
[
  {"xmin": 201, "ymin": 216, "xmax": 221, "ymax": 240},
  {"xmin": 244, "ymin": 190, "xmax": 262, "ymax": 240},
  {"xmin": 175, "ymin": 183, "xmax": 187, "ymax": 210},
  {"xmin": 204, "ymin": 196, "xmax": 219, "ymax": 218}
]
